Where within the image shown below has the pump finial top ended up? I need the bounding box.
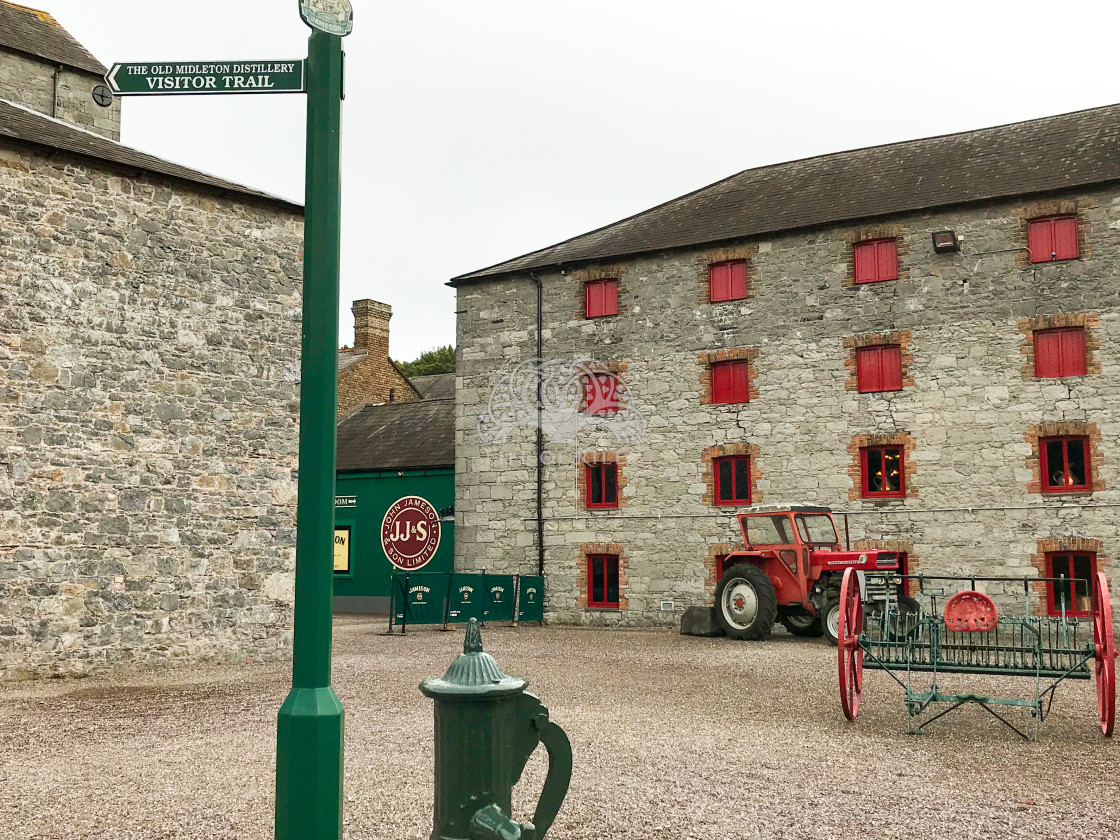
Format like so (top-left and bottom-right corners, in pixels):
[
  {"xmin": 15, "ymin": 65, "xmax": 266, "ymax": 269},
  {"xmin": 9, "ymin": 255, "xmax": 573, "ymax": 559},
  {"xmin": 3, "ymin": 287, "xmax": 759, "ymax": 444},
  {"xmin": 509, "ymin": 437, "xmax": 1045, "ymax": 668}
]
[{"xmin": 464, "ymin": 617, "xmax": 484, "ymax": 653}]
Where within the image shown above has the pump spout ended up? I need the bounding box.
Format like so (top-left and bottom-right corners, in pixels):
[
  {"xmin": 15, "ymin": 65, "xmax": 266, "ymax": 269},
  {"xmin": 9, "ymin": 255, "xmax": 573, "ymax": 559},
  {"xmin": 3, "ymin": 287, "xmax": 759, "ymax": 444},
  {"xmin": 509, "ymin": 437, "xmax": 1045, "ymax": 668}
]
[{"xmin": 469, "ymin": 804, "xmax": 535, "ymax": 840}]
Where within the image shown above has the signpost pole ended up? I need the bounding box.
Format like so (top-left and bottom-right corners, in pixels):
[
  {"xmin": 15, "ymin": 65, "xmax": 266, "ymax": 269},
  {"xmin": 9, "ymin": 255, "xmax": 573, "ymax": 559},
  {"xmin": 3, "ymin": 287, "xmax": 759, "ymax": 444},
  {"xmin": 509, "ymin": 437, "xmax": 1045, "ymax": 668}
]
[{"xmin": 274, "ymin": 27, "xmax": 346, "ymax": 840}]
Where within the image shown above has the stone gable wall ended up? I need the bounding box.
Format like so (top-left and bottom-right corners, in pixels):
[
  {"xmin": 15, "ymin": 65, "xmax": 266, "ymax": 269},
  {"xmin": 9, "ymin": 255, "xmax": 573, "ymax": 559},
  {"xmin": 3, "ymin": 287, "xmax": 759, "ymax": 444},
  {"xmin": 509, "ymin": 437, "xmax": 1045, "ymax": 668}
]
[
  {"xmin": 455, "ymin": 185, "xmax": 1120, "ymax": 627},
  {"xmin": 0, "ymin": 48, "xmax": 122, "ymax": 140},
  {"xmin": 337, "ymin": 354, "xmax": 417, "ymax": 417},
  {"xmin": 0, "ymin": 141, "xmax": 303, "ymax": 678}
]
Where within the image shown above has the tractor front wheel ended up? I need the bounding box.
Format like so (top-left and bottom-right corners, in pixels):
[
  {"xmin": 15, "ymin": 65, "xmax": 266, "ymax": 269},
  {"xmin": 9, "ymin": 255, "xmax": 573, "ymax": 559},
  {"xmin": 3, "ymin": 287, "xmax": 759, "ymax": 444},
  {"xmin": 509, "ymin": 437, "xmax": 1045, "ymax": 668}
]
[
  {"xmin": 780, "ymin": 614, "xmax": 824, "ymax": 637},
  {"xmin": 822, "ymin": 596, "xmax": 843, "ymax": 646},
  {"xmin": 715, "ymin": 564, "xmax": 777, "ymax": 640}
]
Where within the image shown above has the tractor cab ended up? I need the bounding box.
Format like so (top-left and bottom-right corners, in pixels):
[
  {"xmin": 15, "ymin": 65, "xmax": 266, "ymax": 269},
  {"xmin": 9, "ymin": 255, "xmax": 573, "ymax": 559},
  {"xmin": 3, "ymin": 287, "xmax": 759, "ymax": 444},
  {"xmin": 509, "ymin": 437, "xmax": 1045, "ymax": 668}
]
[{"xmin": 715, "ymin": 504, "xmax": 907, "ymax": 644}]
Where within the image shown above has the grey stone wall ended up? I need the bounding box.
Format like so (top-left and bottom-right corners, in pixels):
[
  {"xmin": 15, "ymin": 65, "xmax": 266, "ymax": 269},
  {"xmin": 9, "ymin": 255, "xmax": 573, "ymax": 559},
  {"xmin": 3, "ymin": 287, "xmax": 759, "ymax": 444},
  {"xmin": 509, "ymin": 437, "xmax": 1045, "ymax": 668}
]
[
  {"xmin": 455, "ymin": 186, "xmax": 1120, "ymax": 627},
  {"xmin": 0, "ymin": 48, "xmax": 122, "ymax": 140},
  {"xmin": 0, "ymin": 140, "xmax": 303, "ymax": 678}
]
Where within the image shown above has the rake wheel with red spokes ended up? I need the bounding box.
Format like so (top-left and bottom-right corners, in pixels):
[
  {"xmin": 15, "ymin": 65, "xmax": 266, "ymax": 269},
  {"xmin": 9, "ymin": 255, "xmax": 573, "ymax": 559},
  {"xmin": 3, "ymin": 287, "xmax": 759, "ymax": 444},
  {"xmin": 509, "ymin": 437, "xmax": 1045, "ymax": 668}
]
[
  {"xmin": 1092, "ymin": 572, "xmax": 1116, "ymax": 736},
  {"xmin": 838, "ymin": 567, "xmax": 864, "ymax": 721}
]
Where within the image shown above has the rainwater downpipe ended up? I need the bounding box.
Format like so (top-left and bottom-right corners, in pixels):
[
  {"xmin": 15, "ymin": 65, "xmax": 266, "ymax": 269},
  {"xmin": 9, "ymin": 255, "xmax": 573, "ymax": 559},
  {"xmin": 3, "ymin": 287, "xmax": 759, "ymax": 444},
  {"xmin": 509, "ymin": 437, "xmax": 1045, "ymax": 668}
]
[
  {"xmin": 531, "ymin": 273, "xmax": 544, "ymax": 577},
  {"xmin": 52, "ymin": 64, "xmax": 62, "ymax": 118}
]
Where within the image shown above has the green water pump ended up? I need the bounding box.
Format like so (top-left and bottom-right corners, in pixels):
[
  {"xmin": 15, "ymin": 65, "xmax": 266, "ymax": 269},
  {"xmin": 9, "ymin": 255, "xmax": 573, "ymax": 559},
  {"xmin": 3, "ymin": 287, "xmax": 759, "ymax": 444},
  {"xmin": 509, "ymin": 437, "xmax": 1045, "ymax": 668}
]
[{"xmin": 420, "ymin": 619, "xmax": 572, "ymax": 840}]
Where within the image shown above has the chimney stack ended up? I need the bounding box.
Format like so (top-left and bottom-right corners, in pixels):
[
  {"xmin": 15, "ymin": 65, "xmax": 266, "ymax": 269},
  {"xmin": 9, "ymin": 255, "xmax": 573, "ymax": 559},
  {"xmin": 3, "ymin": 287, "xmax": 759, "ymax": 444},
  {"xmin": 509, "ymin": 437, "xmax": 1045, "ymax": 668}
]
[{"xmin": 351, "ymin": 299, "xmax": 392, "ymax": 356}]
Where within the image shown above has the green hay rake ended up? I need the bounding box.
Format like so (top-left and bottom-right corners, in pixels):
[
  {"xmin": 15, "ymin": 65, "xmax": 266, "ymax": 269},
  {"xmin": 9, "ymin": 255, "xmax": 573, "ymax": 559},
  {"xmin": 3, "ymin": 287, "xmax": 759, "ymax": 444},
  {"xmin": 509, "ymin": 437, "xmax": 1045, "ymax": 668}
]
[{"xmin": 837, "ymin": 568, "xmax": 1116, "ymax": 739}]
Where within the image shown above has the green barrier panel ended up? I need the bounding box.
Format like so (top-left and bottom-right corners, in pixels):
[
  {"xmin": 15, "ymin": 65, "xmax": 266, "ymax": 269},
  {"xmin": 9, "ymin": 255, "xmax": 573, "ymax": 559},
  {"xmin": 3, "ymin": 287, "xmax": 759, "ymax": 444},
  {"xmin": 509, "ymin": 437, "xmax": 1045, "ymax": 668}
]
[
  {"xmin": 518, "ymin": 576, "xmax": 545, "ymax": 622},
  {"xmin": 486, "ymin": 575, "xmax": 517, "ymax": 622},
  {"xmin": 391, "ymin": 573, "xmax": 408, "ymax": 624},
  {"xmin": 448, "ymin": 573, "xmax": 489, "ymax": 622},
  {"xmin": 405, "ymin": 573, "xmax": 450, "ymax": 625}
]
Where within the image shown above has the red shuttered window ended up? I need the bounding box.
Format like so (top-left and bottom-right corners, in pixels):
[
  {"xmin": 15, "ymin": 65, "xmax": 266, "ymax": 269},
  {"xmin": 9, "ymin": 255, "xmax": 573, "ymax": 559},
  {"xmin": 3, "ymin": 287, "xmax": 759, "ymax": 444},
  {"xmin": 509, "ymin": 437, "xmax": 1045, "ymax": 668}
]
[
  {"xmin": 1028, "ymin": 216, "xmax": 1079, "ymax": 263},
  {"xmin": 587, "ymin": 554, "xmax": 620, "ymax": 608},
  {"xmin": 709, "ymin": 261, "xmax": 749, "ymax": 302},
  {"xmin": 853, "ymin": 239, "xmax": 898, "ymax": 284},
  {"xmin": 585, "ymin": 279, "xmax": 618, "ymax": 318},
  {"xmin": 710, "ymin": 360, "xmax": 750, "ymax": 404},
  {"xmin": 1045, "ymin": 551, "xmax": 1096, "ymax": 617},
  {"xmin": 860, "ymin": 446, "xmax": 905, "ymax": 498},
  {"xmin": 713, "ymin": 455, "xmax": 751, "ymax": 505},
  {"xmin": 1040, "ymin": 436, "xmax": 1091, "ymax": 493},
  {"xmin": 856, "ymin": 345, "xmax": 903, "ymax": 393},
  {"xmin": 1034, "ymin": 328, "xmax": 1087, "ymax": 378},
  {"xmin": 583, "ymin": 372, "xmax": 619, "ymax": 414},
  {"xmin": 585, "ymin": 463, "xmax": 618, "ymax": 509}
]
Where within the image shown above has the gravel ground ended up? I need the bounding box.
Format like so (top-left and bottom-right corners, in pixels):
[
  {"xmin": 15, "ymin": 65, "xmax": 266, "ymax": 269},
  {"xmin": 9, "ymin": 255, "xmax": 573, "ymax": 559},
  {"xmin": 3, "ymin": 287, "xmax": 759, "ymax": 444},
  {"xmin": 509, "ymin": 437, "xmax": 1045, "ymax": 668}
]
[{"xmin": 1, "ymin": 617, "xmax": 1118, "ymax": 840}]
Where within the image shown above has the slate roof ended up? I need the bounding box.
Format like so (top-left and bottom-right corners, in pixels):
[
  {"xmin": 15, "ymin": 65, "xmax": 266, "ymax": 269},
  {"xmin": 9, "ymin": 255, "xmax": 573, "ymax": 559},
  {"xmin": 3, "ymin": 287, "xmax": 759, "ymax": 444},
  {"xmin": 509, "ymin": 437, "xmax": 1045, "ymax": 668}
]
[
  {"xmin": 410, "ymin": 373, "xmax": 455, "ymax": 400},
  {"xmin": 451, "ymin": 103, "xmax": 1120, "ymax": 284},
  {"xmin": 336, "ymin": 398, "xmax": 455, "ymax": 472},
  {"xmin": 0, "ymin": 98, "xmax": 302, "ymax": 211},
  {"xmin": 0, "ymin": 2, "xmax": 106, "ymax": 75}
]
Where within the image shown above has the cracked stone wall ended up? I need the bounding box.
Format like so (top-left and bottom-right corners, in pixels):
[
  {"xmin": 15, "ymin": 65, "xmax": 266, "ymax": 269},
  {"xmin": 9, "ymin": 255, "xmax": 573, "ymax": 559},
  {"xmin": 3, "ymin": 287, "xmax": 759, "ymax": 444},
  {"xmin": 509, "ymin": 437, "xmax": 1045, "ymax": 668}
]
[
  {"xmin": 0, "ymin": 140, "xmax": 303, "ymax": 678},
  {"xmin": 456, "ymin": 186, "xmax": 1120, "ymax": 627}
]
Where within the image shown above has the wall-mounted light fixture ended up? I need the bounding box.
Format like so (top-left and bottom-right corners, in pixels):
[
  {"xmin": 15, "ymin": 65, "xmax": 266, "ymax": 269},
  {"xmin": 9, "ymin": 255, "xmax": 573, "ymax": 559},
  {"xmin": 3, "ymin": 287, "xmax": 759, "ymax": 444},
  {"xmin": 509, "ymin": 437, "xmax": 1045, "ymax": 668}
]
[{"xmin": 932, "ymin": 230, "xmax": 961, "ymax": 253}]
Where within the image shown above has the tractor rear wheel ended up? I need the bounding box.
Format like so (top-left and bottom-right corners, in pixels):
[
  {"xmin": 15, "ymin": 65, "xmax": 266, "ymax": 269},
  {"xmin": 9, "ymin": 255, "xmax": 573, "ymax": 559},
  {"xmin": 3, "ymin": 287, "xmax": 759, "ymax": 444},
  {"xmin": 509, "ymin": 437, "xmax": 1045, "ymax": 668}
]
[
  {"xmin": 715, "ymin": 564, "xmax": 777, "ymax": 640},
  {"xmin": 780, "ymin": 614, "xmax": 824, "ymax": 637}
]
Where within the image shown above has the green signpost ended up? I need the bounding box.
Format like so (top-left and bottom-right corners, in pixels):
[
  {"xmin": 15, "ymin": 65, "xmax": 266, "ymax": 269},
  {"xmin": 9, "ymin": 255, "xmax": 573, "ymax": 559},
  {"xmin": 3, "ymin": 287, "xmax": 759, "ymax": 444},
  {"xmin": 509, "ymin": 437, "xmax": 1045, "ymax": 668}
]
[
  {"xmin": 108, "ymin": 3, "xmax": 354, "ymax": 838},
  {"xmin": 106, "ymin": 61, "xmax": 306, "ymax": 95}
]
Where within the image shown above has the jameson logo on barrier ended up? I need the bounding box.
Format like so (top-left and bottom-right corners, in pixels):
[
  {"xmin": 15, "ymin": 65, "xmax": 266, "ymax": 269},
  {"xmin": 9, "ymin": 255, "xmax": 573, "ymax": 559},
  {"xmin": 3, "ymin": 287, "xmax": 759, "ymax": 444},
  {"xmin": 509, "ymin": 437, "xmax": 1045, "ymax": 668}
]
[
  {"xmin": 518, "ymin": 576, "xmax": 545, "ymax": 622},
  {"xmin": 487, "ymin": 575, "xmax": 517, "ymax": 622},
  {"xmin": 381, "ymin": 496, "xmax": 441, "ymax": 571},
  {"xmin": 392, "ymin": 574, "xmax": 449, "ymax": 626},
  {"xmin": 448, "ymin": 577, "xmax": 484, "ymax": 622}
]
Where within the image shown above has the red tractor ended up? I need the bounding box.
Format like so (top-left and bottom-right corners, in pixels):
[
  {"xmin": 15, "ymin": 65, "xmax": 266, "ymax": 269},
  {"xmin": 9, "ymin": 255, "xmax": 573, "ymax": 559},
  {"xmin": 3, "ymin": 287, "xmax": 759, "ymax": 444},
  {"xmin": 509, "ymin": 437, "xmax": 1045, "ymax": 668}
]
[{"xmin": 713, "ymin": 505, "xmax": 919, "ymax": 644}]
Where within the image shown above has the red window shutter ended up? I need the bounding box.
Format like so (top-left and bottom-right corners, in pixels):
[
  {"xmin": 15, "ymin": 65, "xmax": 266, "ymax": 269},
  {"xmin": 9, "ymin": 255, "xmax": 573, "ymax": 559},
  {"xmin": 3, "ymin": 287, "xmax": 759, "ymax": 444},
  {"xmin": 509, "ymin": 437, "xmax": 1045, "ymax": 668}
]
[
  {"xmin": 1054, "ymin": 217, "xmax": 1079, "ymax": 261},
  {"xmin": 882, "ymin": 345, "xmax": 902, "ymax": 391},
  {"xmin": 876, "ymin": 239, "xmax": 898, "ymax": 282},
  {"xmin": 1060, "ymin": 328, "xmax": 1087, "ymax": 376},
  {"xmin": 857, "ymin": 347, "xmax": 881, "ymax": 392},
  {"xmin": 711, "ymin": 362, "xmax": 731, "ymax": 403},
  {"xmin": 1028, "ymin": 220, "xmax": 1053, "ymax": 263},
  {"xmin": 853, "ymin": 242, "xmax": 876, "ymax": 284},
  {"xmin": 729, "ymin": 261, "xmax": 748, "ymax": 299},
  {"xmin": 731, "ymin": 360, "xmax": 750, "ymax": 402},
  {"xmin": 1034, "ymin": 329, "xmax": 1061, "ymax": 377},
  {"xmin": 709, "ymin": 263, "xmax": 731, "ymax": 302},
  {"xmin": 585, "ymin": 280, "xmax": 618, "ymax": 317}
]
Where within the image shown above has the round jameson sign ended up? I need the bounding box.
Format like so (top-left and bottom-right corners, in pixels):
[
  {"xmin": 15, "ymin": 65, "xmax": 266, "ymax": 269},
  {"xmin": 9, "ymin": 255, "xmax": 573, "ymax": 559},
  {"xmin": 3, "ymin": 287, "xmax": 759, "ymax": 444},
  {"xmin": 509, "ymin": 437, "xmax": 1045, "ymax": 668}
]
[{"xmin": 381, "ymin": 496, "xmax": 441, "ymax": 571}]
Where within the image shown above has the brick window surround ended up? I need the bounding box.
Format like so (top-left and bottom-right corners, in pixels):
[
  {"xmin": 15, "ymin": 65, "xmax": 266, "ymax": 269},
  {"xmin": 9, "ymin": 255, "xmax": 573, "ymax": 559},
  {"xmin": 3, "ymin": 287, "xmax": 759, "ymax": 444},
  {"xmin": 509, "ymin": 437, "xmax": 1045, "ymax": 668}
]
[
  {"xmin": 843, "ymin": 226, "xmax": 909, "ymax": 288},
  {"xmin": 702, "ymin": 444, "xmax": 761, "ymax": 506},
  {"xmin": 847, "ymin": 433, "xmax": 917, "ymax": 501},
  {"xmin": 697, "ymin": 244, "xmax": 758, "ymax": 305},
  {"xmin": 1018, "ymin": 313, "xmax": 1100, "ymax": 379},
  {"xmin": 577, "ymin": 452, "xmax": 627, "ymax": 509},
  {"xmin": 699, "ymin": 348, "xmax": 760, "ymax": 405},
  {"xmin": 571, "ymin": 263, "xmax": 629, "ymax": 321},
  {"xmin": 1012, "ymin": 200, "xmax": 1092, "ymax": 268},
  {"xmin": 704, "ymin": 542, "xmax": 744, "ymax": 601},
  {"xmin": 1029, "ymin": 538, "xmax": 1110, "ymax": 618},
  {"xmin": 1025, "ymin": 422, "xmax": 1104, "ymax": 495},
  {"xmin": 843, "ymin": 331, "xmax": 914, "ymax": 392},
  {"xmin": 577, "ymin": 543, "xmax": 629, "ymax": 610}
]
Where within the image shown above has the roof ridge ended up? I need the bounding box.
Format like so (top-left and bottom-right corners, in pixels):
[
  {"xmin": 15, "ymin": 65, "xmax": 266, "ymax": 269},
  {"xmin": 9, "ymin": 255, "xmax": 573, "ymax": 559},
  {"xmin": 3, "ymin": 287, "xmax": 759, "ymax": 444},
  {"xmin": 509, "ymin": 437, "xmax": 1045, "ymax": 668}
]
[{"xmin": 451, "ymin": 100, "xmax": 1120, "ymax": 284}]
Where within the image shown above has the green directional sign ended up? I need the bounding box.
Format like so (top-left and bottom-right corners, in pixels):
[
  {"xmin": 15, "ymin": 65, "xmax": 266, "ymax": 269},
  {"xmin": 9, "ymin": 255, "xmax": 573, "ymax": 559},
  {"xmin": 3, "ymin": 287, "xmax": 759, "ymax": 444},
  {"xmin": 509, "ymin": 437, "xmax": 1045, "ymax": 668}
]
[{"xmin": 106, "ymin": 61, "xmax": 306, "ymax": 96}]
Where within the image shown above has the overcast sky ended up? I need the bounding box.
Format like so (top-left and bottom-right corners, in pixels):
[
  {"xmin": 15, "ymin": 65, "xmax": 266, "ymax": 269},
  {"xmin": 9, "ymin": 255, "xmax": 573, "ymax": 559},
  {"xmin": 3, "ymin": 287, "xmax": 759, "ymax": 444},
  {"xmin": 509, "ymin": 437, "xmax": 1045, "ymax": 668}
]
[{"xmin": 41, "ymin": 1, "xmax": 1120, "ymax": 362}]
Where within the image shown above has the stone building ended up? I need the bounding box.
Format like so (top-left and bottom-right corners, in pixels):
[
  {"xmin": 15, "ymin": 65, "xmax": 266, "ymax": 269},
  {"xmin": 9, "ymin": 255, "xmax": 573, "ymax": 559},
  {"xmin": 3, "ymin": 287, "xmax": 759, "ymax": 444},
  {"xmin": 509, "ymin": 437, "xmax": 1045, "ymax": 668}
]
[
  {"xmin": 452, "ymin": 103, "xmax": 1120, "ymax": 627},
  {"xmin": 0, "ymin": 6, "xmax": 304, "ymax": 678},
  {"xmin": 337, "ymin": 298, "xmax": 419, "ymax": 417},
  {"xmin": 0, "ymin": 1, "xmax": 121, "ymax": 139}
]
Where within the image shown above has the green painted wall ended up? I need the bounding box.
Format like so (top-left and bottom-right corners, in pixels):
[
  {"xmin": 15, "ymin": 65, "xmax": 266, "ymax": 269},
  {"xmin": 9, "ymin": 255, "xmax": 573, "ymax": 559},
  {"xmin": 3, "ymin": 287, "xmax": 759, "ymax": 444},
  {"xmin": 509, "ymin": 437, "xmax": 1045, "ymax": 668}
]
[{"xmin": 333, "ymin": 468, "xmax": 454, "ymax": 598}]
